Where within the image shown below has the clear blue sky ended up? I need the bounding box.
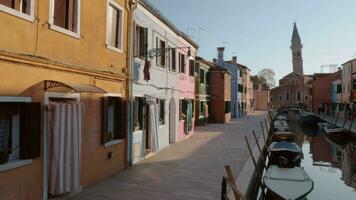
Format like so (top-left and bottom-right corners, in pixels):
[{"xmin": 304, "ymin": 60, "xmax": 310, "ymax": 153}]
[{"xmin": 147, "ymin": 0, "xmax": 356, "ymax": 82}]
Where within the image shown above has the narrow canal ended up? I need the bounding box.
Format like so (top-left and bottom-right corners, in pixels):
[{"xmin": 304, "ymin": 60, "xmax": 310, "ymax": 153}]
[
  {"xmin": 302, "ymin": 134, "xmax": 356, "ymax": 199},
  {"xmin": 256, "ymin": 111, "xmax": 356, "ymax": 200}
]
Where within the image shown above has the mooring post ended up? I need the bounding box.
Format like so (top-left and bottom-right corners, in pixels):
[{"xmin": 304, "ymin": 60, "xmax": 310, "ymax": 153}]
[
  {"xmin": 264, "ymin": 119, "xmax": 269, "ymax": 135},
  {"xmin": 221, "ymin": 177, "xmax": 228, "ymax": 200},
  {"xmin": 260, "ymin": 121, "xmax": 267, "ymax": 142},
  {"xmin": 245, "ymin": 136, "xmax": 266, "ymax": 197},
  {"xmin": 252, "ymin": 131, "xmax": 268, "ymax": 168}
]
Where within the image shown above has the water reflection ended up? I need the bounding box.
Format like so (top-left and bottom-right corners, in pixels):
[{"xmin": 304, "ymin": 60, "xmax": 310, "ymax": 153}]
[
  {"xmin": 302, "ymin": 134, "xmax": 356, "ymax": 199},
  {"xmin": 288, "ymin": 111, "xmax": 356, "ymax": 199}
]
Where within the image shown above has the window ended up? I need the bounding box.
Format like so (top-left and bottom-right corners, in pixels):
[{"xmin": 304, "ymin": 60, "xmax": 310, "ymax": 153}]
[
  {"xmin": 50, "ymin": 0, "xmax": 80, "ymax": 37},
  {"xmin": 199, "ymin": 101, "xmax": 204, "ymax": 116},
  {"xmin": 353, "ymin": 80, "xmax": 356, "ymax": 90},
  {"xmin": 102, "ymin": 97, "xmax": 126, "ymax": 144},
  {"xmin": 279, "ymin": 96, "xmax": 282, "ymax": 101},
  {"xmin": 337, "ymin": 84, "xmax": 342, "ymax": 93},
  {"xmin": 189, "ymin": 60, "xmax": 195, "ymax": 77},
  {"xmin": 171, "ymin": 48, "xmax": 176, "ymax": 71},
  {"xmin": 239, "ymin": 69, "xmax": 243, "ymax": 77},
  {"xmin": 305, "ymin": 96, "xmax": 308, "ymax": 100},
  {"xmin": 224, "ymin": 101, "xmax": 231, "ymax": 113},
  {"xmin": 0, "ymin": 100, "xmax": 41, "ymax": 166},
  {"xmin": 286, "ymin": 92, "xmax": 289, "ymax": 100},
  {"xmin": 179, "ymin": 53, "xmax": 185, "ymax": 73},
  {"xmin": 297, "ymin": 92, "xmax": 301, "ymax": 101},
  {"xmin": 200, "ymin": 69, "xmax": 205, "ymax": 84},
  {"xmin": 159, "ymin": 39, "xmax": 166, "ymax": 67},
  {"xmin": 134, "ymin": 25, "xmax": 148, "ymax": 58},
  {"xmin": 133, "ymin": 97, "xmax": 143, "ymax": 131},
  {"xmin": 159, "ymin": 100, "xmax": 165, "ymax": 125},
  {"xmin": 206, "ymin": 72, "xmax": 210, "ymax": 85},
  {"xmin": 0, "ymin": 0, "xmax": 34, "ymax": 21},
  {"xmin": 238, "ymin": 84, "xmax": 243, "ymax": 92},
  {"xmin": 106, "ymin": 0, "xmax": 123, "ymax": 50}
]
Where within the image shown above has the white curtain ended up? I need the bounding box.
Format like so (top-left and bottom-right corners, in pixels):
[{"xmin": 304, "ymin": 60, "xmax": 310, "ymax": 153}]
[
  {"xmin": 48, "ymin": 102, "xmax": 84, "ymax": 196},
  {"xmin": 150, "ymin": 104, "xmax": 159, "ymax": 152}
]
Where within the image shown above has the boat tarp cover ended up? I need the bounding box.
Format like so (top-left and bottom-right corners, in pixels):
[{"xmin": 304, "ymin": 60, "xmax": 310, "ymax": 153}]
[{"xmin": 269, "ymin": 141, "xmax": 301, "ymax": 153}]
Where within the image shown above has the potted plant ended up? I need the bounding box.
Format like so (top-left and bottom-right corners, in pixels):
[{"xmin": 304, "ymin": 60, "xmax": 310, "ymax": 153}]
[{"xmin": 0, "ymin": 148, "xmax": 10, "ymax": 165}]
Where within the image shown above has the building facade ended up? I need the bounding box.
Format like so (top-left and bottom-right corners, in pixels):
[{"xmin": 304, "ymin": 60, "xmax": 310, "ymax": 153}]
[
  {"xmin": 215, "ymin": 48, "xmax": 242, "ymax": 118},
  {"xmin": 341, "ymin": 59, "xmax": 356, "ymax": 104},
  {"xmin": 195, "ymin": 57, "xmax": 212, "ymax": 125},
  {"xmin": 253, "ymin": 85, "xmax": 270, "ymax": 111},
  {"xmin": 129, "ymin": 0, "xmax": 198, "ymax": 164},
  {"xmin": 0, "ymin": 0, "xmax": 132, "ymax": 199},
  {"xmin": 209, "ymin": 65, "xmax": 232, "ymax": 123},
  {"xmin": 238, "ymin": 62, "xmax": 253, "ymax": 114},
  {"xmin": 311, "ymin": 71, "xmax": 341, "ymax": 114},
  {"xmin": 331, "ymin": 79, "xmax": 342, "ymax": 114}
]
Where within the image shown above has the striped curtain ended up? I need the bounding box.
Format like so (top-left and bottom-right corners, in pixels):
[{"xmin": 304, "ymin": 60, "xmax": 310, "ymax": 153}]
[{"xmin": 48, "ymin": 102, "xmax": 84, "ymax": 196}]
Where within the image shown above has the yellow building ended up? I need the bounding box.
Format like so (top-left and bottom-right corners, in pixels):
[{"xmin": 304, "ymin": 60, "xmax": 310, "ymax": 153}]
[{"xmin": 0, "ymin": 0, "xmax": 132, "ymax": 199}]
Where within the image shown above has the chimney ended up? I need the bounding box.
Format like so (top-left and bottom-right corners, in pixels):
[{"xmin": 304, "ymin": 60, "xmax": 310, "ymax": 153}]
[
  {"xmin": 212, "ymin": 58, "xmax": 217, "ymax": 63},
  {"xmin": 217, "ymin": 47, "xmax": 225, "ymax": 61},
  {"xmin": 232, "ymin": 56, "xmax": 237, "ymax": 64}
]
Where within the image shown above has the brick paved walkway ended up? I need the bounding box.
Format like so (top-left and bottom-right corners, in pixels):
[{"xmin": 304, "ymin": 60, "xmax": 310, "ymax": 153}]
[{"xmin": 70, "ymin": 111, "xmax": 267, "ymax": 200}]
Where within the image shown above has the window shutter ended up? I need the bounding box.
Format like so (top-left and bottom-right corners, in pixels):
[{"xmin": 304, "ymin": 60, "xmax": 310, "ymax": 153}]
[
  {"xmin": 118, "ymin": 98, "xmax": 127, "ymax": 139},
  {"xmin": 20, "ymin": 102, "xmax": 41, "ymax": 159},
  {"xmin": 141, "ymin": 27, "xmax": 148, "ymax": 57},
  {"xmin": 156, "ymin": 37, "xmax": 158, "ymax": 65},
  {"xmin": 102, "ymin": 97, "xmax": 109, "ymax": 144}
]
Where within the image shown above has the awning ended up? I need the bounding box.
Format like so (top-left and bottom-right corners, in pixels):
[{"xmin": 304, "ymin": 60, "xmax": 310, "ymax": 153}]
[{"xmin": 44, "ymin": 80, "xmax": 107, "ymax": 94}]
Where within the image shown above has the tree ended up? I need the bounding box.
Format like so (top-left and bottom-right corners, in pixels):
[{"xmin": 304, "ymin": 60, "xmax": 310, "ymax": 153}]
[
  {"xmin": 258, "ymin": 68, "xmax": 276, "ymax": 88},
  {"xmin": 250, "ymin": 75, "xmax": 268, "ymax": 90}
]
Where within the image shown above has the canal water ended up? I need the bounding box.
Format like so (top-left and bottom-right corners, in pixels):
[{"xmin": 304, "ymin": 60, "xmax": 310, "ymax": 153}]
[{"xmin": 256, "ymin": 113, "xmax": 356, "ymax": 200}]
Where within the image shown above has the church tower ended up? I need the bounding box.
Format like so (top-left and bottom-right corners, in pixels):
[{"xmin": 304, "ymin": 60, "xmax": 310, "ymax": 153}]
[{"xmin": 290, "ymin": 23, "xmax": 303, "ymax": 74}]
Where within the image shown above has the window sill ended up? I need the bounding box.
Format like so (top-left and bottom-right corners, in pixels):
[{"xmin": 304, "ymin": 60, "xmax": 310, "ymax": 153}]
[
  {"xmin": 106, "ymin": 44, "xmax": 123, "ymax": 53},
  {"xmin": 0, "ymin": 159, "xmax": 32, "ymax": 173},
  {"xmin": 0, "ymin": 5, "xmax": 35, "ymax": 22},
  {"xmin": 50, "ymin": 24, "xmax": 80, "ymax": 39},
  {"xmin": 104, "ymin": 139, "xmax": 123, "ymax": 147}
]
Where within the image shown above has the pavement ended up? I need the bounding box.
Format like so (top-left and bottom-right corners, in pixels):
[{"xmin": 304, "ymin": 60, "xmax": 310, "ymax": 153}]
[{"xmin": 70, "ymin": 111, "xmax": 268, "ymax": 200}]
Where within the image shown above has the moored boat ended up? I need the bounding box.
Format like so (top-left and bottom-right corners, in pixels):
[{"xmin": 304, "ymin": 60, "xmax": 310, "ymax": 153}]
[
  {"xmin": 263, "ymin": 165, "xmax": 314, "ymax": 200},
  {"xmin": 269, "ymin": 141, "xmax": 302, "ymax": 168},
  {"xmin": 272, "ymin": 131, "xmax": 296, "ymax": 142},
  {"xmin": 318, "ymin": 122, "xmax": 346, "ymax": 134}
]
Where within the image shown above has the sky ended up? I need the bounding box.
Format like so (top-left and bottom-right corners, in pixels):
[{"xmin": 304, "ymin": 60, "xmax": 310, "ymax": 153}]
[{"xmin": 147, "ymin": 0, "xmax": 356, "ymax": 82}]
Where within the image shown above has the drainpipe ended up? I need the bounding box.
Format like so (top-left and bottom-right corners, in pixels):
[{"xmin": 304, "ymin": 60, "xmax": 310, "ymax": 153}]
[{"xmin": 125, "ymin": 0, "xmax": 138, "ymax": 167}]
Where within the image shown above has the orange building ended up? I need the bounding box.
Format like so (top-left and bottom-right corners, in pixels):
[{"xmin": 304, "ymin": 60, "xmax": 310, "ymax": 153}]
[
  {"xmin": 0, "ymin": 0, "xmax": 132, "ymax": 199},
  {"xmin": 253, "ymin": 85, "xmax": 270, "ymax": 111}
]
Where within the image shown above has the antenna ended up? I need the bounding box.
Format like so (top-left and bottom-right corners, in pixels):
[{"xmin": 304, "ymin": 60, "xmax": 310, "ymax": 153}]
[
  {"xmin": 197, "ymin": 27, "xmax": 207, "ymax": 45},
  {"xmin": 223, "ymin": 40, "xmax": 230, "ymax": 47},
  {"xmin": 186, "ymin": 27, "xmax": 196, "ymax": 38}
]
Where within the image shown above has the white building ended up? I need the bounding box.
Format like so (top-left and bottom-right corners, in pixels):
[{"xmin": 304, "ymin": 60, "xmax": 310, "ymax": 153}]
[{"xmin": 129, "ymin": 1, "xmax": 198, "ymax": 164}]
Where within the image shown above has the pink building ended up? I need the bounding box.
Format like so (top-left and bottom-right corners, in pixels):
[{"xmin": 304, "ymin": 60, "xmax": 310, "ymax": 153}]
[{"xmin": 177, "ymin": 43, "xmax": 197, "ymax": 141}]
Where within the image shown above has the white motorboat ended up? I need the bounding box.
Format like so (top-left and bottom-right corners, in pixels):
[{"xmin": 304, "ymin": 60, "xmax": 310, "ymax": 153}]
[{"xmin": 263, "ymin": 165, "xmax": 314, "ymax": 200}]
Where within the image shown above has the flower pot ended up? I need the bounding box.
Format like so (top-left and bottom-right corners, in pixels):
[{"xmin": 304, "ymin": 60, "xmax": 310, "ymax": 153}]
[{"xmin": 0, "ymin": 151, "xmax": 9, "ymax": 165}]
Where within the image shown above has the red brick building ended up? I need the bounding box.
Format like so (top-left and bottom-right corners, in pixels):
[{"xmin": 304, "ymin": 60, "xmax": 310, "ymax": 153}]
[
  {"xmin": 209, "ymin": 65, "xmax": 231, "ymax": 123},
  {"xmin": 312, "ymin": 70, "xmax": 341, "ymax": 114}
]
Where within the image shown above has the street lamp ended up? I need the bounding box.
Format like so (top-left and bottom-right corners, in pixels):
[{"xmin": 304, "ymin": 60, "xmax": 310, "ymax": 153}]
[{"xmin": 147, "ymin": 46, "xmax": 194, "ymax": 60}]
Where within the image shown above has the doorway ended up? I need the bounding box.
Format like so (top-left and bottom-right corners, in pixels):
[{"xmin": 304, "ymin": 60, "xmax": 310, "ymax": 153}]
[
  {"xmin": 144, "ymin": 104, "xmax": 152, "ymax": 155},
  {"xmin": 169, "ymin": 98, "xmax": 176, "ymax": 144},
  {"xmin": 43, "ymin": 93, "xmax": 82, "ymax": 200}
]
